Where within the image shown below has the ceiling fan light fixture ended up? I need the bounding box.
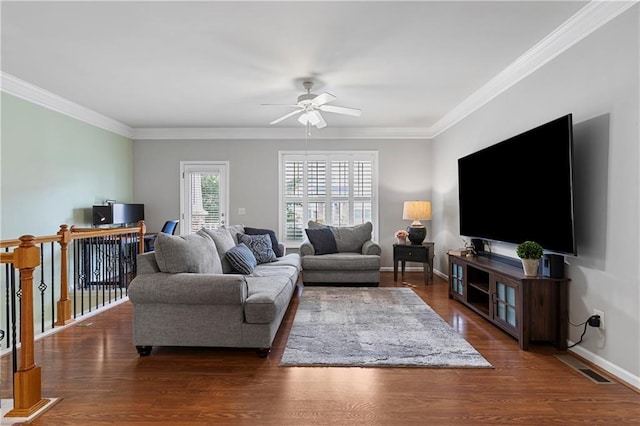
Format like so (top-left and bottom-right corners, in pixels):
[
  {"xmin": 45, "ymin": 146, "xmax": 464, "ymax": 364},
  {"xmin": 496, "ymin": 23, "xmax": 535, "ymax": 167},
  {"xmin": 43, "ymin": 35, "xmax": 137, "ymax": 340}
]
[{"xmin": 265, "ymin": 80, "xmax": 360, "ymax": 129}]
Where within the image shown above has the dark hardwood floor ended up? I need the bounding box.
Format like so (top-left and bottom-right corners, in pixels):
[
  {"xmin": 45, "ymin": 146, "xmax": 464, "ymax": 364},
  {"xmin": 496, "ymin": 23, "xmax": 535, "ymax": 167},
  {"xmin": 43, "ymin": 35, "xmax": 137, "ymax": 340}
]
[{"xmin": 2, "ymin": 272, "xmax": 639, "ymax": 425}]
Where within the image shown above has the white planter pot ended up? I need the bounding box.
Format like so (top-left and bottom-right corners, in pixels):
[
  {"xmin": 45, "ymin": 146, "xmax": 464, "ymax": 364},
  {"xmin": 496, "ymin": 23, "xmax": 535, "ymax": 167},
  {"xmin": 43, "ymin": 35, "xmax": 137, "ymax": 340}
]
[{"xmin": 521, "ymin": 259, "xmax": 540, "ymax": 277}]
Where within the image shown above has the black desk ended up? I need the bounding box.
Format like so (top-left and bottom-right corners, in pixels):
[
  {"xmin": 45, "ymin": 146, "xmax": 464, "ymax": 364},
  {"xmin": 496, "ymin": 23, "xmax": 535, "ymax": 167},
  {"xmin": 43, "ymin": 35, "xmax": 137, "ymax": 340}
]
[
  {"xmin": 80, "ymin": 235, "xmax": 140, "ymax": 288},
  {"xmin": 393, "ymin": 242, "xmax": 435, "ymax": 284}
]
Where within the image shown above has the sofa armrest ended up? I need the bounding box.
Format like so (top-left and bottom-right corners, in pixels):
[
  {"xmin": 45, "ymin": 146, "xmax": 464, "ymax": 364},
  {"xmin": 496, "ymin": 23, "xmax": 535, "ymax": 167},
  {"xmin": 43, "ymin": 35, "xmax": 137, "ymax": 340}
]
[
  {"xmin": 128, "ymin": 273, "xmax": 248, "ymax": 305},
  {"xmin": 299, "ymin": 240, "xmax": 315, "ymax": 256},
  {"xmin": 362, "ymin": 240, "xmax": 381, "ymax": 256},
  {"xmin": 278, "ymin": 242, "xmax": 286, "ymax": 257},
  {"xmin": 137, "ymin": 252, "xmax": 160, "ymax": 274}
]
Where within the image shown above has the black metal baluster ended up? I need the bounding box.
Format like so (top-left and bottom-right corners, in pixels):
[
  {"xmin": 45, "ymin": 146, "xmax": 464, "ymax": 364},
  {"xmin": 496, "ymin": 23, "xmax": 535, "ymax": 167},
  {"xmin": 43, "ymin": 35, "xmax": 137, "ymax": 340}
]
[
  {"xmin": 38, "ymin": 242, "xmax": 47, "ymax": 333},
  {"xmin": 51, "ymin": 242, "xmax": 55, "ymax": 329},
  {"xmin": 3, "ymin": 249, "xmax": 11, "ymax": 349}
]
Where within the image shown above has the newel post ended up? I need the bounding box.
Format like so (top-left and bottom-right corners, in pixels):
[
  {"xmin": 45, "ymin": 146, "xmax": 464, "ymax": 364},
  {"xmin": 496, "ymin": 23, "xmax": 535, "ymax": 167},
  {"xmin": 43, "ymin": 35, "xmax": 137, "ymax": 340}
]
[
  {"xmin": 6, "ymin": 235, "xmax": 48, "ymax": 417},
  {"xmin": 55, "ymin": 224, "xmax": 73, "ymax": 326},
  {"xmin": 138, "ymin": 220, "xmax": 146, "ymax": 254}
]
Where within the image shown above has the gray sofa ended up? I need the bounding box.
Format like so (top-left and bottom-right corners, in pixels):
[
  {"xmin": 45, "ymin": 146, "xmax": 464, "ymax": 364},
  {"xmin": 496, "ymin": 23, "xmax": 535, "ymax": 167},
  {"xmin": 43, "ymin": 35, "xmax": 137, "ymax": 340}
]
[
  {"xmin": 128, "ymin": 226, "xmax": 300, "ymax": 357},
  {"xmin": 300, "ymin": 221, "xmax": 381, "ymax": 286}
]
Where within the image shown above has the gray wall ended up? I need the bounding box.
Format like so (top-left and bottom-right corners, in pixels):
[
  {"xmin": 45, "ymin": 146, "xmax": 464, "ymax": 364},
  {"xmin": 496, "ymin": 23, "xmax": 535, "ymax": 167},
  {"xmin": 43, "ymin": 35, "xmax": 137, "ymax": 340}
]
[
  {"xmin": 133, "ymin": 138, "xmax": 432, "ymax": 268},
  {"xmin": 432, "ymin": 6, "xmax": 639, "ymax": 384},
  {"xmin": 1, "ymin": 93, "xmax": 134, "ymax": 238}
]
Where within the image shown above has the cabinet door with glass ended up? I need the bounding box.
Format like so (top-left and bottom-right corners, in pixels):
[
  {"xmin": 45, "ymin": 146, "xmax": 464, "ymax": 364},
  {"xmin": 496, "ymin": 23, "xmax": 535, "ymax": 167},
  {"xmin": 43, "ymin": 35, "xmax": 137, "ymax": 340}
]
[
  {"xmin": 492, "ymin": 275, "xmax": 519, "ymax": 337},
  {"xmin": 449, "ymin": 259, "xmax": 465, "ymax": 301}
]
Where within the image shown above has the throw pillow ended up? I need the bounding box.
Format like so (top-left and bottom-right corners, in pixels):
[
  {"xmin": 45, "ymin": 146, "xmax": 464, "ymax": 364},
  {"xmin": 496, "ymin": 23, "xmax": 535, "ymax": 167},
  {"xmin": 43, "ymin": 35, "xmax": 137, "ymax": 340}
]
[
  {"xmin": 154, "ymin": 230, "xmax": 221, "ymax": 274},
  {"xmin": 331, "ymin": 221, "xmax": 373, "ymax": 253},
  {"xmin": 244, "ymin": 227, "xmax": 282, "ymax": 257},
  {"xmin": 238, "ymin": 233, "xmax": 277, "ymax": 264},
  {"xmin": 201, "ymin": 227, "xmax": 236, "ymax": 273},
  {"xmin": 305, "ymin": 228, "xmax": 338, "ymax": 255},
  {"xmin": 225, "ymin": 243, "xmax": 257, "ymax": 274}
]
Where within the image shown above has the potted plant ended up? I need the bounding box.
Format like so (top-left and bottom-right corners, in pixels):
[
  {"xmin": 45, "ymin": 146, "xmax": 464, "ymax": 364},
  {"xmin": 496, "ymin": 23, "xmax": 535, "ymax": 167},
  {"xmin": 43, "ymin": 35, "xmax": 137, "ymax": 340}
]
[
  {"xmin": 516, "ymin": 241, "xmax": 543, "ymax": 276},
  {"xmin": 395, "ymin": 229, "xmax": 409, "ymax": 245}
]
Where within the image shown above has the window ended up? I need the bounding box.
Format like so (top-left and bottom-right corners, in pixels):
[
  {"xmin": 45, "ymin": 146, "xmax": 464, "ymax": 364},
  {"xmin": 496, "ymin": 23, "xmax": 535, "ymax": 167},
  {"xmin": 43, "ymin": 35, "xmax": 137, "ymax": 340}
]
[
  {"xmin": 279, "ymin": 151, "xmax": 378, "ymax": 244},
  {"xmin": 180, "ymin": 161, "xmax": 229, "ymax": 234}
]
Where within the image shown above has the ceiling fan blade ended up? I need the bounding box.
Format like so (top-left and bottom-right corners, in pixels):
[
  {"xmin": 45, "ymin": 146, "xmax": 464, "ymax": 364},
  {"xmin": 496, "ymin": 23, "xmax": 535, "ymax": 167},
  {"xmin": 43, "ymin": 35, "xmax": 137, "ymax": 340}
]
[
  {"xmin": 319, "ymin": 104, "xmax": 362, "ymax": 117},
  {"xmin": 309, "ymin": 110, "xmax": 327, "ymax": 128},
  {"xmin": 312, "ymin": 92, "xmax": 336, "ymax": 106},
  {"xmin": 269, "ymin": 108, "xmax": 304, "ymax": 125}
]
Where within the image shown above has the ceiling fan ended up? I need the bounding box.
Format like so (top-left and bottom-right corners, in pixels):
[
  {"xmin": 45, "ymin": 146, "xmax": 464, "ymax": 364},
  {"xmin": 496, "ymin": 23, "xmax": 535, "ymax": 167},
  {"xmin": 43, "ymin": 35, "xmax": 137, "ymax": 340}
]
[{"xmin": 264, "ymin": 81, "xmax": 361, "ymax": 129}]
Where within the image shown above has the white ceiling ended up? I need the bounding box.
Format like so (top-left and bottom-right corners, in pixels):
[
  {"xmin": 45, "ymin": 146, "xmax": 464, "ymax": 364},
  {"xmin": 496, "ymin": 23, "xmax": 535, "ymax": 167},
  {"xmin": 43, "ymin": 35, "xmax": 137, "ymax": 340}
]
[{"xmin": 1, "ymin": 1, "xmax": 621, "ymax": 139}]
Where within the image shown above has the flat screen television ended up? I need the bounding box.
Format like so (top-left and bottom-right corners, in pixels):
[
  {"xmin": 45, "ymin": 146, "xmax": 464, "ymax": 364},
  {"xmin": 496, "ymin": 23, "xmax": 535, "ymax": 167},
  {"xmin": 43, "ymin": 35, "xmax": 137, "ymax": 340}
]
[
  {"xmin": 457, "ymin": 114, "xmax": 576, "ymax": 255},
  {"xmin": 93, "ymin": 203, "xmax": 145, "ymax": 225}
]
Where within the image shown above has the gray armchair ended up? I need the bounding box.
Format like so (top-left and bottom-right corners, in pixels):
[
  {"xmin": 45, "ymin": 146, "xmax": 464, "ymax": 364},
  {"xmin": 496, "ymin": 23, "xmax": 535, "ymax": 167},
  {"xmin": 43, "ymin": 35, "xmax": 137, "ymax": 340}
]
[{"xmin": 300, "ymin": 221, "xmax": 381, "ymax": 286}]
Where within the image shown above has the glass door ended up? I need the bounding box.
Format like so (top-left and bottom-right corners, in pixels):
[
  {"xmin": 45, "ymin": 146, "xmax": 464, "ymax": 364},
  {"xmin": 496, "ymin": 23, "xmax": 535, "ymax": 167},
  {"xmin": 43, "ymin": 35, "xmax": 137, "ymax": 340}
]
[
  {"xmin": 450, "ymin": 261, "xmax": 464, "ymax": 300},
  {"xmin": 493, "ymin": 276, "xmax": 518, "ymax": 334}
]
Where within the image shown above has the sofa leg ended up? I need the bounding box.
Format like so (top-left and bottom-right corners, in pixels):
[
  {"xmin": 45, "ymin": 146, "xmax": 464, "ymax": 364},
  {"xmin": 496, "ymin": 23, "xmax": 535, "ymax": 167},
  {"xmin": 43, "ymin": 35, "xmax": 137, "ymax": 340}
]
[
  {"xmin": 136, "ymin": 345, "xmax": 153, "ymax": 356},
  {"xmin": 256, "ymin": 347, "xmax": 270, "ymax": 358}
]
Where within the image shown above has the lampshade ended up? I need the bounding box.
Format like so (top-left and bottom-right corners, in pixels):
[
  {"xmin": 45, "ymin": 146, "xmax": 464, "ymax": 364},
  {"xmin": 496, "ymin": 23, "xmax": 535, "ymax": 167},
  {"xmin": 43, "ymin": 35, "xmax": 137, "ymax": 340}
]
[
  {"xmin": 402, "ymin": 201, "xmax": 432, "ymax": 221},
  {"xmin": 403, "ymin": 201, "xmax": 431, "ymax": 245}
]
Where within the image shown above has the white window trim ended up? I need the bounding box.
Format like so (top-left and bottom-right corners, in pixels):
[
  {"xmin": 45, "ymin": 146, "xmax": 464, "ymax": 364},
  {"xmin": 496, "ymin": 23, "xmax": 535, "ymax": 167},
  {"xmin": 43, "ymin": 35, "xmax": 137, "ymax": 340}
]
[
  {"xmin": 179, "ymin": 161, "xmax": 230, "ymax": 234},
  {"xmin": 278, "ymin": 150, "xmax": 379, "ymax": 246}
]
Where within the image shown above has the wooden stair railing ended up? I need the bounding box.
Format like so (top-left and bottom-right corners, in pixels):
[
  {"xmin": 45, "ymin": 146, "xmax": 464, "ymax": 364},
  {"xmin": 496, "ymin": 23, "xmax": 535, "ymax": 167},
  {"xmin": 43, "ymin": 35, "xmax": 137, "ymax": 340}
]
[
  {"xmin": 54, "ymin": 221, "xmax": 146, "ymax": 325},
  {"xmin": 1, "ymin": 222, "xmax": 146, "ymax": 419},
  {"xmin": 1, "ymin": 235, "xmax": 49, "ymax": 417}
]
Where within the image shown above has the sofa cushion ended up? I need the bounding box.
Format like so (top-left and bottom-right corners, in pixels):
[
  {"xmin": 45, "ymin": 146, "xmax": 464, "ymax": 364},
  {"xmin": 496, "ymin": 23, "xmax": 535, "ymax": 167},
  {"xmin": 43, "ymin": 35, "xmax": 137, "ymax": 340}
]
[
  {"xmin": 307, "ymin": 221, "xmax": 373, "ymax": 253},
  {"xmin": 244, "ymin": 276, "xmax": 293, "ymax": 324},
  {"xmin": 301, "ymin": 252, "xmax": 381, "ymax": 271},
  {"xmin": 256, "ymin": 253, "xmax": 301, "ymax": 270},
  {"xmin": 305, "ymin": 228, "xmax": 338, "ymax": 255},
  {"xmin": 226, "ymin": 243, "xmax": 258, "ymax": 274},
  {"xmin": 238, "ymin": 233, "xmax": 277, "ymax": 264},
  {"xmin": 223, "ymin": 224, "xmax": 245, "ymax": 245},
  {"xmin": 244, "ymin": 227, "xmax": 282, "ymax": 257},
  {"xmin": 202, "ymin": 227, "xmax": 236, "ymax": 273},
  {"xmin": 154, "ymin": 230, "xmax": 221, "ymax": 274}
]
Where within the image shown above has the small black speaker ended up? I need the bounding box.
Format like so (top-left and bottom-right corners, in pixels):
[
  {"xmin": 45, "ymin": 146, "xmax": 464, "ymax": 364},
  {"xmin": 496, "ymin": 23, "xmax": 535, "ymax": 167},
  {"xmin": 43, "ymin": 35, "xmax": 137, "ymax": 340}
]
[
  {"xmin": 471, "ymin": 238, "xmax": 484, "ymax": 253},
  {"xmin": 542, "ymin": 254, "xmax": 564, "ymax": 278}
]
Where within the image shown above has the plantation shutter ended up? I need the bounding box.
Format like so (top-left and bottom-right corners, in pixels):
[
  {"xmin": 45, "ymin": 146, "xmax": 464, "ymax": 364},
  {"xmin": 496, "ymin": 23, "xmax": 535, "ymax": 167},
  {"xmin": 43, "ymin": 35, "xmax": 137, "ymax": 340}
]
[{"xmin": 280, "ymin": 152, "xmax": 378, "ymax": 244}]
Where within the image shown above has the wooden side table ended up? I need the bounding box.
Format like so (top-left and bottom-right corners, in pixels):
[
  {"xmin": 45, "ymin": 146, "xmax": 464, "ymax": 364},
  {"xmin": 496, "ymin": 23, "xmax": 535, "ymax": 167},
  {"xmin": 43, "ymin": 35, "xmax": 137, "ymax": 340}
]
[{"xmin": 393, "ymin": 242, "xmax": 435, "ymax": 284}]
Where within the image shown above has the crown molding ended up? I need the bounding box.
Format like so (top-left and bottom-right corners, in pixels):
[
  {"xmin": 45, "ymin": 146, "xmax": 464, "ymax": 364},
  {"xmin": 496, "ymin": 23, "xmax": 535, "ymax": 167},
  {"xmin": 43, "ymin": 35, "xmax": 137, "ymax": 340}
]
[
  {"xmin": 1, "ymin": 72, "xmax": 134, "ymax": 138},
  {"xmin": 2, "ymin": 1, "xmax": 635, "ymax": 141},
  {"xmin": 132, "ymin": 126, "xmax": 432, "ymax": 140},
  {"xmin": 429, "ymin": 0, "xmax": 638, "ymax": 138}
]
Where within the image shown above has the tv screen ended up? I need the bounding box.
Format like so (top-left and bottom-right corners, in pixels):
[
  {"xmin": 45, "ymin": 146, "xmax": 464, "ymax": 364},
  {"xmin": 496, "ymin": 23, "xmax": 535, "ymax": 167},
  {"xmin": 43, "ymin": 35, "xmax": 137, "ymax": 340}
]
[
  {"xmin": 458, "ymin": 114, "xmax": 576, "ymax": 255},
  {"xmin": 112, "ymin": 203, "xmax": 144, "ymax": 225},
  {"xmin": 92, "ymin": 204, "xmax": 145, "ymax": 225}
]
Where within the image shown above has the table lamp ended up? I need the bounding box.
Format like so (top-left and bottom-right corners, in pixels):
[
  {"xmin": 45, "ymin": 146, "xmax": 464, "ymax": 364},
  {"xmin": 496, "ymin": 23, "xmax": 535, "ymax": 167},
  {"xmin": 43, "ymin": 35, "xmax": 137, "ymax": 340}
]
[{"xmin": 403, "ymin": 200, "xmax": 432, "ymax": 245}]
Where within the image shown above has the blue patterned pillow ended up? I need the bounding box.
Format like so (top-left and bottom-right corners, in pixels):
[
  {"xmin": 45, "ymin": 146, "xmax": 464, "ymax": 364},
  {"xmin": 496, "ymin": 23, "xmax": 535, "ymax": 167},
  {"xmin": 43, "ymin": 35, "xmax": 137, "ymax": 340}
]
[
  {"xmin": 238, "ymin": 233, "xmax": 277, "ymax": 264},
  {"xmin": 225, "ymin": 243, "xmax": 257, "ymax": 274},
  {"xmin": 244, "ymin": 227, "xmax": 282, "ymax": 257}
]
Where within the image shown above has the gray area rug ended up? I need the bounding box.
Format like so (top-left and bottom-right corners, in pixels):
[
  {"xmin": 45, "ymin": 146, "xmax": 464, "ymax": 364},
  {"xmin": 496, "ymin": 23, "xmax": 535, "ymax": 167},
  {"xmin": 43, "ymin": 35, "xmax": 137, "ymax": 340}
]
[{"xmin": 281, "ymin": 287, "xmax": 492, "ymax": 368}]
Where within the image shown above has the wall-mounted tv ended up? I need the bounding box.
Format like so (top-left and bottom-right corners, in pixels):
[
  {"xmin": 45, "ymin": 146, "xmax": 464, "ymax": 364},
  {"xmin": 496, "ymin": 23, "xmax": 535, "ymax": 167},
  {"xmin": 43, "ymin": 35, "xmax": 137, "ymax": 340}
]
[{"xmin": 457, "ymin": 114, "xmax": 576, "ymax": 255}]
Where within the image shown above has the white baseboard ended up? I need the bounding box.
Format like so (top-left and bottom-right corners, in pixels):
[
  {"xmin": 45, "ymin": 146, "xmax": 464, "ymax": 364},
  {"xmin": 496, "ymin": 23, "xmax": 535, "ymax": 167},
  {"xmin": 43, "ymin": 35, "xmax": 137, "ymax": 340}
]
[{"xmin": 569, "ymin": 343, "xmax": 640, "ymax": 391}]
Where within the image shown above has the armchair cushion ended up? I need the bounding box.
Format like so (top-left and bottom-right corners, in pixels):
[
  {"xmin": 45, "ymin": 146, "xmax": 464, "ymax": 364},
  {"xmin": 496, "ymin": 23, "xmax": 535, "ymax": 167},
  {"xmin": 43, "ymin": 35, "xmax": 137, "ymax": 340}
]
[
  {"xmin": 307, "ymin": 221, "xmax": 373, "ymax": 253},
  {"xmin": 304, "ymin": 228, "xmax": 338, "ymax": 255}
]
